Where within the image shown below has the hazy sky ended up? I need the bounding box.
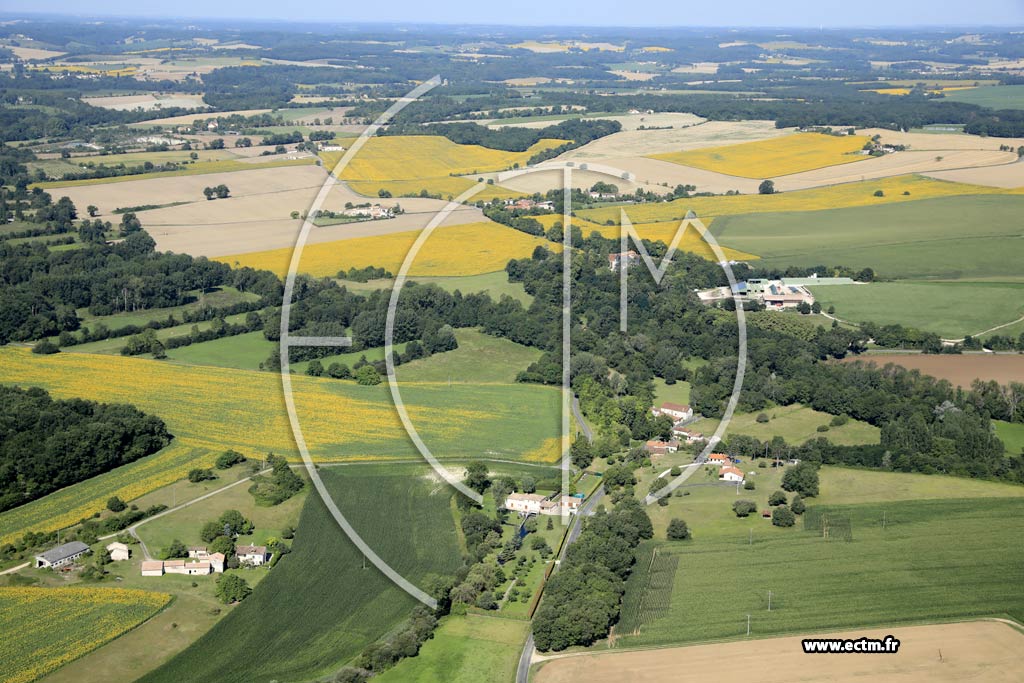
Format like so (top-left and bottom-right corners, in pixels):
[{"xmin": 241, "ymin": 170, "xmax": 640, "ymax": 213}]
[{"xmin": 6, "ymin": 0, "xmax": 1024, "ymax": 27}]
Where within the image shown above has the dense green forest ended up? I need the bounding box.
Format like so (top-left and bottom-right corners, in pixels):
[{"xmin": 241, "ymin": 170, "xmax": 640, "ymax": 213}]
[{"xmin": 0, "ymin": 385, "xmax": 171, "ymax": 512}]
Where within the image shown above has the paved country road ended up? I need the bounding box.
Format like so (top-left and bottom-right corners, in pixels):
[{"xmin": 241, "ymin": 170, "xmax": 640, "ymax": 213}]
[{"xmin": 516, "ymin": 484, "xmax": 605, "ymax": 683}]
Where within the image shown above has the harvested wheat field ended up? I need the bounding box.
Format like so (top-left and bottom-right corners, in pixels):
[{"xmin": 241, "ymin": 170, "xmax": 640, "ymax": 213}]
[
  {"xmin": 489, "ymin": 112, "xmax": 703, "ymax": 132},
  {"xmin": 860, "ymin": 127, "xmax": 1024, "ymax": 152},
  {"xmin": 841, "ymin": 354, "xmax": 1024, "ymax": 387},
  {"xmin": 52, "ymin": 164, "xmax": 328, "ymax": 217},
  {"xmin": 558, "ymin": 120, "xmax": 785, "ymax": 159},
  {"xmin": 216, "ymin": 220, "xmax": 557, "ymax": 277},
  {"xmin": 82, "ymin": 93, "xmax": 208, "ymax": 110},
  {"xmin": 142, "ymin": 179, "xmax": 483, "ymax": 257},
  {"xmin": 773, "ymin": 149, "xmax": 1017, "ymax": 191},
  {"xmin": 534, "ymin": 621, "xmax": 1024, "ymax": 683},
  {"xmin": 924, "ymin": 162, "xmax": 1024, "ymax": 189},
  {"xmin": 609, "ymin": 70, "xmax": 657, "ymax": 81},
  {"xmin": 651, "ymin": 132, "xmax": 871, "ymax": 178},
  {"xmin": 671, "ymin": 62, "xmax": 720, "ymax": 74},
  {"xmin": 130, "ymin": 107, "xmax": 274, "ymax": 127}
]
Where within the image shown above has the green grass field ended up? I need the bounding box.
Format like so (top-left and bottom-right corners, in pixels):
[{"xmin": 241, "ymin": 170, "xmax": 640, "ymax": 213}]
[
  {"xmin": 396, "ymin": 329, "xmax": 541, "ymax": 384},
  {"xmin": 339, "ymin": 271, "xmax": 533, "ymax": 306},
  {"xmin": 373, "ymin": 614, "xmax": 528, "ymax": 683},
  {"xmin": 652, "ymin": 378, "xmax": 691, "ymax": 407},
  {"xmin": 944, "ymin": 84, "xmax": 1024, "ymax": 110},
  {"xmin": 66, "ymin": 312, "xmax": 253, "ymax": 355},
  {"xmin": 711, "ymin": 195, "xmax": 1024, "ymax": 280},
  {"xmin": 75, "ymin": 287, "xmax": 261, "ymax": 330},
  {"xmin": 995, "ymin": 420, "xmax": 1024, "ymax": 457},
  {"xmin": 139, "ymin": 463, "xmax": 463, "ymax": 683},
  {"xmin": 809, "ymin": 281, "xmax": 1024, "ymax": 338},
  {"xmin": 617, "ymin": 496, "xmax": 1024, "ymax": 648},
  {"xmin": 639, "ymin": 463, "xmax": 1024, "ymax": 554},
  {"xmin": 164, "ymin": 330, "xmax": 273, "ymax": 369},
  {"xmin": 698, "ymin": 403, "xmax": 880, "ymax": 448}
]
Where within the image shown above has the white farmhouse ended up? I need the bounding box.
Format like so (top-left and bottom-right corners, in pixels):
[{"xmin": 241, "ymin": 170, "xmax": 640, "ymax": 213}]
[
  {"xmin": 237, "ymin": 545, "xmax": 269, "ymax": 566},
  {"xmin": 719, "ymin": 466, "xmax": 745, "ymax": 483},
  {"xmin": 652, "ymin": 402, "xmax": 693, "ymax": 421},
  {"xmin": 504, "ymin": 492, "xmax": 548, "ymax": 515}
]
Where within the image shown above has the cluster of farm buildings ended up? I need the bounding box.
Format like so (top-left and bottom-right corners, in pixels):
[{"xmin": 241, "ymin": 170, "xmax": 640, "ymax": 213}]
[
  {"xmin": 644, "ymin": 402, "xmax": 746, "ymax": 483},
  {"xmin": 504, "ymin": 492, "xmax": 583, "ymax": 516},
  {"xmin": 32, "ymin": 540, "xmax": 269, "ymax": 577}
]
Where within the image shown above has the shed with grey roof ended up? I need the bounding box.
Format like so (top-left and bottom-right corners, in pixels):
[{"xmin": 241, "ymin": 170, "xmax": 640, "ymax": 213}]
[{"xmin": 35, "ymin": 541, "xmax": 91, "ymax": 569}]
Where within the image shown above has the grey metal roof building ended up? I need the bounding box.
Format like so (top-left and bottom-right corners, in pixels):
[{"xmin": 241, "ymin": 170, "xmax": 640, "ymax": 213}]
[{"xmin": 35, "ymin": 541, "xmax": 91, "ymax": 568}]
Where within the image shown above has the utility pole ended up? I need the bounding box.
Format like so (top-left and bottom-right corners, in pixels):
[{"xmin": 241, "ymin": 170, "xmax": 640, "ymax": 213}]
[
  {"xmin": 882, "ymin": 510, "xmax": 887, "ymax": 530},
  {"xmin": 746, "ymin": 614, "xmax": 751, "ymax": 636},
  {"xmin": 768, "ymin": 590, "xmax": 772, "ymax": 612},
  {"xmin": 749, "ymin": 528, "xmax": 753, "ymax": 546}
]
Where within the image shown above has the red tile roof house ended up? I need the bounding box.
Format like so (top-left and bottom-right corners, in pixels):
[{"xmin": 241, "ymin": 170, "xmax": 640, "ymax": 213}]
[
  {"xmin": 652, "ymin": 402, "xmax": 693, "ymax": 421},
  {"xmin": 707, "ymin": 453, "xmax": 731, "ymax": 465},
  {"xmin": 672, "ymin": 425, "xmax": 705, "ymax": 443},
  {"xmin": 719, "ymin": 466, "xmax": 745, "ymax": 483},
  {"xmin": 608, "ymin": 250, "xmax": 639, "ymax": 271},
  {"xmin": 645, "ymin": 439, "xmax": 680, "ymax": 456}
]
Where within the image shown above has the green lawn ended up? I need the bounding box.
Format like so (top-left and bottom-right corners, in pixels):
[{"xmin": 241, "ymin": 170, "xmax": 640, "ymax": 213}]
[
  {"xmin": 338, "ymin": 271, "xmax": 533, "ymax": 306},
  {"xmin": 809, "ymin": 281, "xmax": 1024, "ymax": 338},
  {"xmin": 616, "ymin": 496, "xmax": 1024, "ymax": 648},
  {"xmin": 698, "ymin": 403, "xmax": 880, "ymax": 448},
  {"xmin": 710, "ymin": 195, "xmax": 1024, "ymax": 280},
  {"xmin": 995, "ymin": 420, "xmax": 1024, "ymax": 457},
  {"xmin": 139, "ymin": 463, "xmax": 463, "ymax": 683},
  {"xmin": 397, "ymin": 329, "xmax": 542, "ymax": 384},
  {"xmin": 165, "ymin": 330, "xmax": 274, "ymax": 370},
  {"xmin": 373, "ymin": 614, "xmax": 528, "ymax": 683},
  {"xmin": 944, "ymin": 84, "xmax": 1024, "ymax": 110},
  {"xmin": 66, "ymin": 312, "xmax": 253, "ymax": 355}
]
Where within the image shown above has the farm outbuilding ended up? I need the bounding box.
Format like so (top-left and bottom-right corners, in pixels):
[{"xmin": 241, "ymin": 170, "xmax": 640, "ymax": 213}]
[
  {"xmin": 106, "ymin": 542, "xmax": 131, "ymax": 561},
  {"xmin": 35, "ymin": 541, "xmax": 90, "ymax": 569}
]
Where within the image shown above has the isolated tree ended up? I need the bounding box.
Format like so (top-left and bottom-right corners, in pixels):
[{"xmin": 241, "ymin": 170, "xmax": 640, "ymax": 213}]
[
  {"xmin": 327, "ymin": 362, "xmax": 351, "ymax": 379},
  {"xmin": 354, "ymin": 365, "xmax": 381, "ymax": 385},
  {"xmin": 214, "ymin": 184, "xmax": 230, "ymax": 199},
  {"xmin": 86, "ymin": 204, "xmax": 98, "ymax": 217},
  {"xmin": 188, "ymin": 468, "xmax": 216, "ymax": 483},
  {"xmin": 306, "ymin": 359, "xmax": 324, "ymax": 377},
  {"xmin": 161, "ymin": 539, "xmax": 188, "ymax": 560},
  {"xmin": 791, "ymin": 494, "xmax": 806, "ymax": 515},
  {"xmin": 464, "ymin": 461, "xmax": 491, "ymax": 494},
  {"xmin": 782, "ymin": 461, "xmax": 820, "ymax": 498},
  {"xmin": 769, "ymin": 490, "xmax": 788, "ymax": 506},
  {"xmin": 208, "ymin": 138, "xmax": 225, "ymax": 150},
  {"xmin": 203, "ymin": 187, "xmax": 215, "ymax": 201},
  {"xmin": 772, "ymin": 505, "xmax": 796, "ymax": 527},
  {"xmin": 667, "ymin": 518, "xmax": 691, "ymax": 540},
  {"xmin": 106, "ymin": 496, "xmax": 126, "ymax": 512},
  {"xmin": 732, "ymin": 500, "xmax": 757, "ymax": 517},
  {"xmin": 758, "ymin": 179, "xmax": 775, "ymax": 195},
  {"xmin": 216, "ymin": 449, "xmax": 246, "ymax": 469},
  {"xmin": 216, "ymin": 573, "xmax": 251, "ymax": 604}
]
